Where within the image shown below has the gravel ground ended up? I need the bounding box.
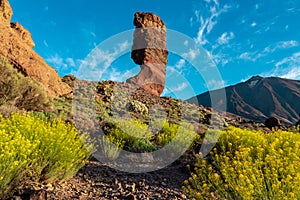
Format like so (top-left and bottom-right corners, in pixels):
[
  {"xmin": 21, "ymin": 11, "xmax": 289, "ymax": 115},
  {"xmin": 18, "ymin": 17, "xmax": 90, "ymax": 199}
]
[{"xmin": 13, "ymin": 160, "xmax": 190, "ymax": 200}]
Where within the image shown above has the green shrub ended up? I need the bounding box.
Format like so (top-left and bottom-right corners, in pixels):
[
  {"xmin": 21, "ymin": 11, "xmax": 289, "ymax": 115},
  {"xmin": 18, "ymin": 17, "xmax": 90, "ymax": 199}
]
[
  {"xmin": 0, "ymin": 112, "xmax": 93, "ymax": 198},
  {"xmin": 98, "ymin": 134, "xmax": 124, "ymax": 160},
  {"xmin": 156, "ymin": 121, "xmax": 179, "ymax": 146},
  {"xmin": 103, "ymin": 117, "xmax": 199, "ymax": 155},
  {"xmin": 105, "ymin": 118, "xmax": 156, "ymax": 152},
  {"xmin": 0, "ymin": 56, "xmax": 50, "ymax": 113},
  {"xmin": 183, "ymin": 127, "xmax": 300, "ymax": 200},
  {"xmin": 156, "ymin": 121, "xmax": 199, "ymax": 154}
]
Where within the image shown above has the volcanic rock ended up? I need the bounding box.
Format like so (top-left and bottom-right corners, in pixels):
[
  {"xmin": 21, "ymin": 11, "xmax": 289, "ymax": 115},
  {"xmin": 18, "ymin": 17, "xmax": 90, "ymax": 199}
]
[
  {"xmin": 10, "ymin": 22, "xmax": 35, "ymax": 48},
  {"xmin": 0, "ymin": 0, "xmax": 12, "ymax": 23},
  {"xmin": 265, "ymin": 117, "xmax": 281, "ymax": 130},
  {"xmin": 0, "ymin": 0, "xmax": 71, "ymax": 98},
  {"xmin": 126, "ymin": 12, "xmax": 168, "ymax": 96}
]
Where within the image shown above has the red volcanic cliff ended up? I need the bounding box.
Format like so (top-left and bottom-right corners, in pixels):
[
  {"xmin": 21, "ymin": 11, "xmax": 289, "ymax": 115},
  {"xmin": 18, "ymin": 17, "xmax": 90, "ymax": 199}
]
[{"xmin": 0, "ymin": 0, "xmax": 71, "ymax": 98}]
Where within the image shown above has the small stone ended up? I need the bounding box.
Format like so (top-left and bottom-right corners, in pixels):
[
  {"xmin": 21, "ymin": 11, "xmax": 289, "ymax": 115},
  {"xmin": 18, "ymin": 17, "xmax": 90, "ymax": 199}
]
[
  {"xmin": 125, "ymin": 194, "xmax": 137, "ymax": 200},
  {"xmin": 132, "ymin": 183, "xmax": 136, "ymax": 192}
]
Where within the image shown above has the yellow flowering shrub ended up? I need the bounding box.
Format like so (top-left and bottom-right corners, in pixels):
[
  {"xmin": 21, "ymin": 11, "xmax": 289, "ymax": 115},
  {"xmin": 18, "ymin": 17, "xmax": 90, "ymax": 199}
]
[
  {"xmin": 183, "ymin": 127, "xmax": 300, "ymax": 200},
  {"xmin": 0, "ymin": 112, "xmax": 93, "ymax": 198},
  {"xmin": 105, "ymin": 117, "xmax": 156, "ymax": 152},
  {"xmin": 104, "ymin": 118, "xmax": 199, "ymax": 154},
  {"xmin": 156, "ymin": 121, "xmax": 199, "ymax": 154}
]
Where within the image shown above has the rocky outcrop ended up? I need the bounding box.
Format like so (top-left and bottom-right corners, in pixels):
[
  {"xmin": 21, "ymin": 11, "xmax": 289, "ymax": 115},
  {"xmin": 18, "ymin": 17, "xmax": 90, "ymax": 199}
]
[
  {"xmin": 10, "ymin": 22, "xmax": 35, "ymax": 48},
  {"xmin": 265, "ymin": 117, "xmax": 281, "ymax": 130},
  {"xmin": 0, "ymin": 0, "xmax": 12, "ymax": 23},
  {"xmin": 126, "ymin": 12, "xmax": 168, "ymax": 96},
  {"xmin": 0, "ymin": 0, "xmax": 71, "ymax": 98}
]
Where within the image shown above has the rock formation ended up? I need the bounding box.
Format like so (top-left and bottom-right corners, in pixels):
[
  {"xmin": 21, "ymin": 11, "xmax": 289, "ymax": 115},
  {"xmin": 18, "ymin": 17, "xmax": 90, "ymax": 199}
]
[
  {"xmin": 10, "ymin": 22, "xmax": 35, "ymax": 48},
  {"xmin": 0, "ymin": 0, "xmax": 71, "ymax": 98},
  {"xmin": 0, "ymin": 0, "xmax": 12, "ymax": 23},
  {"xmin": 126, "ymin": 12, "xmax": 168, "ymax": 96}
]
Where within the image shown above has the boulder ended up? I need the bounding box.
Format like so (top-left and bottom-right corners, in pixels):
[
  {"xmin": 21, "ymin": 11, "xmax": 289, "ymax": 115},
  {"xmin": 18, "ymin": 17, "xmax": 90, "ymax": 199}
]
[
  {"xmin": 127, "ymin": 100, "xmax": 148, "ymax": 115},
  {"xmin": 126, "ymin": 12, "xmax": 168, "ymax": 96},
  {"xmin": 265, "ymin": 117, "xmax": 281, "ymax": 130}
]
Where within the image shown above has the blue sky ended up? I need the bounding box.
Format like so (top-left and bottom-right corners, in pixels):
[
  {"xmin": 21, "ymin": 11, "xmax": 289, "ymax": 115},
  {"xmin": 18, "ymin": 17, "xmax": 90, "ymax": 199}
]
[{"xmin": 9, "ymin": 0, "xmax": 300, "ymax": 99}]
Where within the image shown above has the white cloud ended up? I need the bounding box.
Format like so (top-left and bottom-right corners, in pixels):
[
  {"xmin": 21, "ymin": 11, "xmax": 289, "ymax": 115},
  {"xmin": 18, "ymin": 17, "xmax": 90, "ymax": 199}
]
[
  {"xmin": 43, "ymin": 40, "xmax": 48, "ymax": 47},
  {"xmin": 66, "ymin": 58, "xmax": 76, "ymax": 67},
  {"xmin": 261, "ymin": 40, "xmax": 298, "ymax": 55},
  {"xmin": 261, "ymin": 66, "xmax": 300, "ymax": 80},
  {"xmin": 285, "ymin": 25, "xmax": 289, "ymax": 30},
  {"xmin": 182, "ymin": 48, "xmax": 200, "ymax": 61},
  {"xmin": 46, "ymin": 54, "xmax": 67, "ymax": 69},
  {"xmin": 162, "ymin": 82, "xmax": 188, "ymax": 96},
  {"xmin": 275, "ymin": 52, "xmax": 300, "ymax": 68},
  {"xmin": 213, "ymin": 53, "xmax": 231, "ymax": 66},
  {"xmin": 78, "ymin": 41, "xmax": 131, "ymax": 80},
  {"xmin": 261, "ymin": 52, "xmax": 300, "ymax": 80},
  {"xmin": 184, "ymin": 40, "xmax": 189, "ymax": 46},
  {"xmin": 217, "ymin": 32, "xmax": 235, "ymax": 45},
  {"xmin": 239, "ymin": 51, "xmax": 257, "ymax": 61},
  {"xmin": 239, "ymin": 40, "xmax": 299, "ymax": 62},
  {"xmin": 192, "ymin": 2, "xmax": 233, "ymax": 67},
  {"xmin": 118, "ymin": 40, "xmax": 130, "ymax": 52},
  {"xmin": 171, "ymin": 82, "xmax": 188, "ymax": 92},
  {"xmin": 84, "ymin": 41, "xmax": 129, "ymax": 69},
  {"xmin": 194, "ymin": 1, "xmax": 231, "ymax": 45},
  {"xmin": 108, "ymin": 68, "xmax": 135, "ymax": 82},
  {"xmin": 90, "ymin": 32, "xmax": 96, "ymax": 38},
  {"xmin": 175, "ymin": 59, "xmax": 186, "ymax": 70},
  {"xmin": 276, "ymin": 40, "xmax": 298, "ymax": 49},
  {"xmin": 205, "ymin": 79, "xmax": 225, "ymax": 90},
  {"xmin": 46, "ymin": 54, "xmax": 85, "ymax": 75},
  {"xmin": 280, "ymin": 67, "xmax": 300, "ymax": 79}
]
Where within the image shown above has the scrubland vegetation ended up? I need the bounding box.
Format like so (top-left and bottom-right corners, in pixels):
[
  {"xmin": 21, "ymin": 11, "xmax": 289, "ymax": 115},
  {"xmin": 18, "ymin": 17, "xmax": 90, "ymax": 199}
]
[
  {"xmin": 183, "ymin": 127, "xmax": 300, "ymax": 200},
  {"xmin": 0, "ymin": 112, "xmax": 93, "ymax": 198},
  {"xmin": 1, "ymin": 55, "xmax": 300, "ymax": 199},
  {"xmin": 0, "ymin": 57, "xmax": 50, "ymax": 115}
]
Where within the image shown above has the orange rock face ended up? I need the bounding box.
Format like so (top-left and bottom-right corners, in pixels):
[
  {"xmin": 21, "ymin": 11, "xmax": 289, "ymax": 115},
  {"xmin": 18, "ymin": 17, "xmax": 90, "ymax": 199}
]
[
  {"xmin": 0, "ymin": 0, "xmax": 12, "ymax": 23},
  {"xmin": 0, "ymin": 0, "xmax": 71, "ymax": 98},
  {"xmin": 126, "ymin": 12, "xmax": 168, "ymax": 96}
]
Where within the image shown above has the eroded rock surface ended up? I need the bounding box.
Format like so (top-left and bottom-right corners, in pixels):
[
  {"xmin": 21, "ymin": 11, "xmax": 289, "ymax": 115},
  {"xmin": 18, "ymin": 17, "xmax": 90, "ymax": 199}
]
[
  {"xmin": 0, "ymin": 0, "xmax": 71, "ymax": 98},
  {"xmin": 0, "ymin": 0, "xmax": 12, "ymax": 23},
  {"xmin": 126, "ymin": 12, "xmax": 168, "ymax": 96}
]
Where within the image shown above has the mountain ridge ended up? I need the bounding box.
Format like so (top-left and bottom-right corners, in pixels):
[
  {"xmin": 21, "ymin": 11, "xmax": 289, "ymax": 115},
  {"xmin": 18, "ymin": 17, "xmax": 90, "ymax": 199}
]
[{"xmin": 187, "ymin": 76, "xmax": 300, "ymax": 125}]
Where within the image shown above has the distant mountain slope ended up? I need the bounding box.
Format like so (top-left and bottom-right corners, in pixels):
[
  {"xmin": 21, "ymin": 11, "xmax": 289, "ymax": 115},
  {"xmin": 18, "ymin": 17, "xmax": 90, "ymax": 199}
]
[{"xmin": 187, "ymin": 76, "xmax": 300, "ymax": 125}]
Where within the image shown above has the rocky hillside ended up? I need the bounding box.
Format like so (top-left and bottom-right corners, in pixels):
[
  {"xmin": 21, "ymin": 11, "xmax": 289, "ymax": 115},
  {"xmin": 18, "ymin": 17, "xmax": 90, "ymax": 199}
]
[
  {"xmin": 0, "ymin": 0, "xmax": 71, "ymax": 98},
  {"xmin": 188, "ymin": 76, "xmax": 300, "ymax": 125}
]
